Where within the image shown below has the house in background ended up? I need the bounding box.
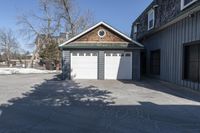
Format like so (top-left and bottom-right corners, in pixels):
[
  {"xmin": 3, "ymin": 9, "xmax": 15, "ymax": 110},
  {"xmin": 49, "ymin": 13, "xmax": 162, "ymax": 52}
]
[
  {"xmin": 132, "ymin": 0, "xmax": 200, "ymax": 90},
  {"xmin": 35, "ymin": 33, "xmax": 71, "ymax": 69},
  {"xmin": 60, "ymin": 22, "xmax": 143, "ymax": 80},
  {"xmin": 0, "ymin": 52, "xmax": 33, "ymax": 68},
  {"xmin": 35, "ymin": 33, "xmax": 70, "ymax": 60}
]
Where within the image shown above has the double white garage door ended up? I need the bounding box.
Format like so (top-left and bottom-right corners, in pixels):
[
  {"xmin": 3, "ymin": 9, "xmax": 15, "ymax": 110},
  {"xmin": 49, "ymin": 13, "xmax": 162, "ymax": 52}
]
[{"xmin": 71, "ymin": 51, "xmax": 132, "ymax": 80}]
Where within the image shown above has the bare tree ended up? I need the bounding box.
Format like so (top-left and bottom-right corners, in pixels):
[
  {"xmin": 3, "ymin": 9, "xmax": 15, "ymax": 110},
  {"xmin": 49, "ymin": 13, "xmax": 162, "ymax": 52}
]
[
  {"xmin": 18, "ymin": 0, "xmax": 61, "ymax": 67},
  {"xmin": 52, "ymin": 0, "xmax": 94, "ymax": 36},
  {"xmin": 0, "ymin": 29, "xmax": 19, "ymax": 66},
  {"xmin": 18, "ymin": 0, "xmax": 94, "ymax": 68}
]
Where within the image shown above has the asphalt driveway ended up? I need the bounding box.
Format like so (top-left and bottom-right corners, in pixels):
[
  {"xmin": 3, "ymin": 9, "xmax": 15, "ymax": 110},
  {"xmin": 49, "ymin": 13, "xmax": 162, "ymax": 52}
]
[{"xmin": 0, "ymin": 74, "xmax": 200, "ymax": 133}]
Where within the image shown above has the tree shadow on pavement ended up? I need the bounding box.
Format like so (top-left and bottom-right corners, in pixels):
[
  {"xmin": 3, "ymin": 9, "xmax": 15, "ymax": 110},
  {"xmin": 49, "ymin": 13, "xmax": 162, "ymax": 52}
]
[{"xmin": 0, "ymin": 76, "xmax": 200, "ymax": 133}]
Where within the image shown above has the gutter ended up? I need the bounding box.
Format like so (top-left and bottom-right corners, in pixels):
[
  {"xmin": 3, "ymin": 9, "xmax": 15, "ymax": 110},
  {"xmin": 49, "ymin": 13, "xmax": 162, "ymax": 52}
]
[{"xmin": 61, "ymin": 46, "xmax": 144, "ymax": 50}]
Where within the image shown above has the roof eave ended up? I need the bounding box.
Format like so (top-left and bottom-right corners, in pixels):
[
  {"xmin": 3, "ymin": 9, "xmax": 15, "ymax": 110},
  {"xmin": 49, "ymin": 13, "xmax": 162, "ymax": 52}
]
[{"xmin": 61, "ymin": 46, "xmax": 144, "ymax": 50}]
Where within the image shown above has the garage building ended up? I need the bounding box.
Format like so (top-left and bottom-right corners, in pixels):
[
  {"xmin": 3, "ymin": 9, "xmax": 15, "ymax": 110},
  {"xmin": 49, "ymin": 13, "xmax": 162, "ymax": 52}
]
[{"xmin": 60, "ymin": 22, "xmax": 143, "ymax": 80}]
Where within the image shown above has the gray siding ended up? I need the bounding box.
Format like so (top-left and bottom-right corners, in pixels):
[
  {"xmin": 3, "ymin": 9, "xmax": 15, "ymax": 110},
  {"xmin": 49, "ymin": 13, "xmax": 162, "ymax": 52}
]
[
  {"xmin": 61, "ymin": 50, "xmax": 141, "ymax": 81},
  {"xmin": 132, "ymin": 50, "xmax": 141, "ymax": 80},
  {"xmin": 144, "ymin": 11, "xmax": 200, "ymax": 90},
  {"xmin": 62, "ymin": 50, "xmax": 71, "ymax": 80},
  {"xmin": 98, "ymin": 51, "xmax": 105, "ymax": 80}
]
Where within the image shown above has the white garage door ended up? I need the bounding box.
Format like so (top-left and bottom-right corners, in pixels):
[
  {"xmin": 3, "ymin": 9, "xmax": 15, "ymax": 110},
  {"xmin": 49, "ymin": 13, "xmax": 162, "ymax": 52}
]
[
  {"xmin": 71, "ymin": 51, "xmax": 98, "ymax": 79},
  {"xmin": 105, "ymin": 52, "xmax": 132, "ymax": 80}
]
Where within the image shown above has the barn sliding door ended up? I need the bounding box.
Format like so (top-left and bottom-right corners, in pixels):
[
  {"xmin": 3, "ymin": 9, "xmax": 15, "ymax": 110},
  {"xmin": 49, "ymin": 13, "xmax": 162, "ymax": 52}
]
[
  {"xmin": 150, "ymin": 50, "xmax": 160, "ymax": 75},
  {"xmin": 184, "ymin": 44, "xmax": 200, "ymax": 82}
]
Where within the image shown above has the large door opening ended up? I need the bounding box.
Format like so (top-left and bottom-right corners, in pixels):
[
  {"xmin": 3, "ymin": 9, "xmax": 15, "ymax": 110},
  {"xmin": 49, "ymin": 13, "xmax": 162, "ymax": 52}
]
[
  {"xmin": 150, "ymin": 50, "xmax": 160, "ymax": 75},
  {"xmin": 184, "ymin": 43, "xmax": 200, "ymax": 82},
  {"xmin": 104, "ymin": 51, "xmax": 132, "ymax": 80},
  {"xmin": 141, "ymin": 51, "xmax": 147, "ymax": 75},
  {"xmin": 71, "ymin": 51, "xmax": 98, "ymax": 79}
]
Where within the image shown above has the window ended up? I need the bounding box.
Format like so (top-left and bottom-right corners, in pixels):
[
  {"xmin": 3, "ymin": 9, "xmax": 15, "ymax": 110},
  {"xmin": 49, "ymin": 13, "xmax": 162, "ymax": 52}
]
[
  {"xmin": 148, "ymin": 9, "xmax": 155, "ymax": 30},
  {"xmin": 79, "ymin": 52, "xmax": 84, "ymax": 56},
  {"xmin": 92, "ymin": 53, "xmax": 97, "ymax": 56},
  {"xmin": 72, "ymin": 52, "xmax": 78, "ymax": 56},
  {"xmin": 125, "ymin": 53, "xmax": 131, "ymax": 57},
  {"xmin": 134, "ymin": 25, "xmax": 138, "ymax": 34},
  {"xmin": 86, "ymin": 53, "xmax": 91, "ymax": 56},
  {"xmin": 106, "ymin": 53, "xmax": 111, "ymax": 56},
  {"xmin": 150, "ymin": 50, "xmax": 160, "ymax": 75},
  {"xmin": 181, "ymin": 0, "xmax": 197, "ymax": 10},
  {"xmin": 112, "ymin": 53, "xmax": 118, "ymax": 56},
  {"xmin": 98, "ymin": 29, "xmax": 106, "ymax": 38},
  {"xmin": 184, "ymin": 43, "xmax": 200, "ymax": 82}
]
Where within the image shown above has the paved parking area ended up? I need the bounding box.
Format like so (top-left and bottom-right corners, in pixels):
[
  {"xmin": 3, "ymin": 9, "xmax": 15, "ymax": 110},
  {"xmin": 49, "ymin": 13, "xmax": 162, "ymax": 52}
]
[{"xmin": 0, "ymin": 74, "xmax": 200, "ymax": 133}]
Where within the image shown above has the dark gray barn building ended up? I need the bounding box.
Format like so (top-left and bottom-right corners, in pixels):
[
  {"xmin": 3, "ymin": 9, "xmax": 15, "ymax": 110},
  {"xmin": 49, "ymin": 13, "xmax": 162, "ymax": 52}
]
[{"xmin": 132, "ymin": 0, "xmax": 200, "ymax": 90}]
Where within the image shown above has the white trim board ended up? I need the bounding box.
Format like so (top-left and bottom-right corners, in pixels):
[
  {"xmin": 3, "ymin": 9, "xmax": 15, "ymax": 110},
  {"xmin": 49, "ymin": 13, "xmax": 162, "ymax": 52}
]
[
  {"xmin": 181, "ymin": 0, "xmax": 198, "ymax": 10},
  {"xmin": 148, "ymin": 9, "xmax": 155, "ymax": 30},
  {"xmin": 59, "ymin": 21, "xmax": 143, "ymax": 48}
]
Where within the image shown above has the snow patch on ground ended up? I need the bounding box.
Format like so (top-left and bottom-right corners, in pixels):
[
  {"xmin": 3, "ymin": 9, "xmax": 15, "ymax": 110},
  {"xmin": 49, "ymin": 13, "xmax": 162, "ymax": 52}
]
[{"xmin": 0, "ymin": 68, "xmax": 59, "ymax": 75}]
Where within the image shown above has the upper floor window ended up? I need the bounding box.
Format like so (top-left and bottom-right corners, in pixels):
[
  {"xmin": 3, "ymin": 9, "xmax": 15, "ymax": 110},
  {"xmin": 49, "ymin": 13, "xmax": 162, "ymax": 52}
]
[
  {"xmin": 181, "ymin": 0, "xmax": 197, "ymax": 10},
  {"xmin": 133, "ymin": 25, "xmax": 138, "ymax": 34},
  {"xmin": 148, "ymin": 9, "xmax": 155, "ymax": 30},
  {"xmin": 98, "ymin": 29, "xmax": 106, "ymax": 38}
]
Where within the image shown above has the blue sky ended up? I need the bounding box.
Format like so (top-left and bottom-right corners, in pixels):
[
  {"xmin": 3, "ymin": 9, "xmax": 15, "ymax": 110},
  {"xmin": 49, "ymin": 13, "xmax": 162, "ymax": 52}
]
[
  {"xmin": 75, "ymin": 0, "xmax": 152, "ymax": 35},
  {"xmin": 0, "ymin": 0, "xmax": 152, "ymax": 51}
]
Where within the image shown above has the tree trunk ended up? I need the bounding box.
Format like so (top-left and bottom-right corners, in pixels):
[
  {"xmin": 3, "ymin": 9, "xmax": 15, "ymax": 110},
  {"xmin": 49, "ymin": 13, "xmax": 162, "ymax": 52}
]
[
  {"xmin": 6, "ymin": 53, "xmax": 10, "ymax": 67},
  {"xmin": 27, "ymin": 47, "xmax": 39, "ymax": 68}
]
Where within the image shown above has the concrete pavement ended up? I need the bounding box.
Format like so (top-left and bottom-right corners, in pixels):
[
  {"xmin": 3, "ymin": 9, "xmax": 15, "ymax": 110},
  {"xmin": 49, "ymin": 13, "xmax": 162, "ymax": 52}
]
[{"xmin": 0, "ymin": 74, "xmax": 200, "ymax": 133}]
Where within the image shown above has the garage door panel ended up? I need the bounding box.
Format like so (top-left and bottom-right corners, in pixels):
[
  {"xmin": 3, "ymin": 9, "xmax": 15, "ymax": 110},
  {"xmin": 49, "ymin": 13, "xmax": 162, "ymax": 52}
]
[
  {"xmin": 105, "ymin": 52, "xmax": 132, "ymax": 80},
  {"xmin": 71, "ymin": 51, "xmax": 98, "ymax": 79}
]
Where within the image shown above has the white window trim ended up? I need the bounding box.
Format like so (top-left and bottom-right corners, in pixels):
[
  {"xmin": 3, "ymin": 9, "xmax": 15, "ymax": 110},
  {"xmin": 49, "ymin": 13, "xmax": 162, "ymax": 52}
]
[
  {"xmin": 148, "ymin": 9, "xmax": 155, "ymax": 31},
  {"xmin": 181, "ymin": 0, "xmax": 197, "ymax": 10},
  {"xmin": 98, "ymin": 29, "xmax": 106, "ymax": 38},
  {"xmin": 134, "ymin": 25, "xmax": 138, "ymax": 34}
]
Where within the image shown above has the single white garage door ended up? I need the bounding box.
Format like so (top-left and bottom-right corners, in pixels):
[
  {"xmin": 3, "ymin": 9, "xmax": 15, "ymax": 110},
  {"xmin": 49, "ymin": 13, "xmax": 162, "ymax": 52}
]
[
  {"xmin": 71, "ymin": 51, "xmax": 98, "ymax": 79},
  {"xmin": 105, "ymin": 52, "xmax": 132, "ymax": 80}
]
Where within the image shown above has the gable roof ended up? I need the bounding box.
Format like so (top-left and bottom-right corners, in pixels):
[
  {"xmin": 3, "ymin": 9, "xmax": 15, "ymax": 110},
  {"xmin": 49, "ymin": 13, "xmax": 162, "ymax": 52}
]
[{"xmin": 59, "ymin": 21, "xmax": 143, "ymax": 47}]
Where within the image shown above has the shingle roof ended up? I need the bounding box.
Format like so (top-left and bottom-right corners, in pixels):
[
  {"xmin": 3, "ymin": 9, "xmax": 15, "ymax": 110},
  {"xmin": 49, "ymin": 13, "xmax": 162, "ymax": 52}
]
[{"xmin": 59, "ymin": 21, "xmax": 143, "ymax": 48}]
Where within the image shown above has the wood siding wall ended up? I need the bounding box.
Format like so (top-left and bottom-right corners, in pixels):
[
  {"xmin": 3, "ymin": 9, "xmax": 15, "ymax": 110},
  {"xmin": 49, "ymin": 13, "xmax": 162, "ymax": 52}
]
[
  {"xmin": 74, "ymin": 25, "xmax": 128, "ymax": 43},
  {"xmin": 132, "ymin": 0, "xmax": 200, "ymax": 40},
  {"xmin": 132, "ymin": 0, "xmax": 181, "ymax": 39},
  {"xmin": 144, "ymin": 11, "xmax": 200, "ymax": 90}
]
